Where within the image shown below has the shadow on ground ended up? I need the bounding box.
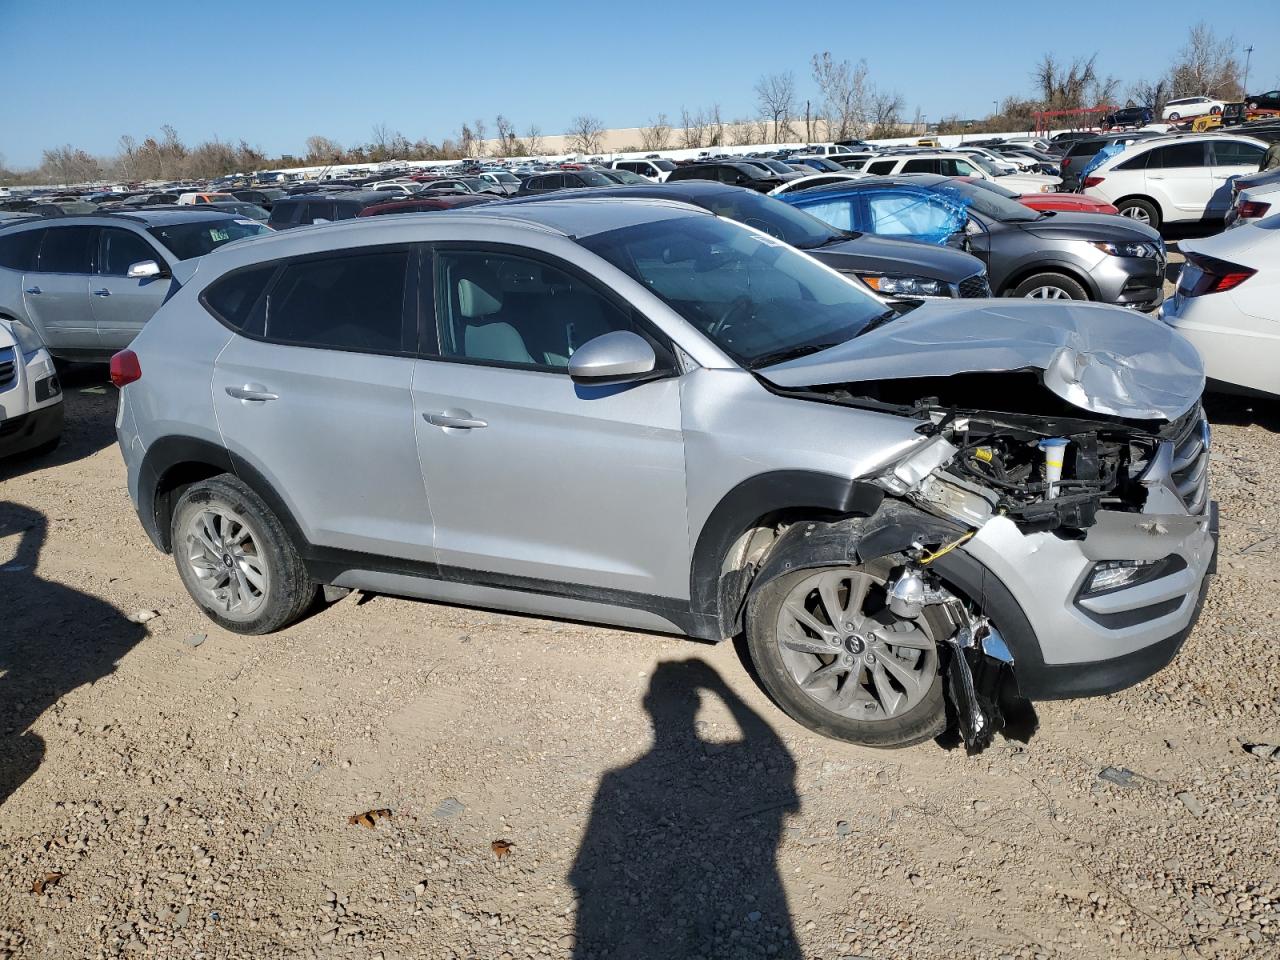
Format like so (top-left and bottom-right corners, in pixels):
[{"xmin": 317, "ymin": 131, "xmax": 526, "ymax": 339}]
[
  {"xmin": 1203, "ymin": 392, "xmax": 1280, "ymax": 431},
  {"xmin": 570, "ymin": 658, "xmax": 800, "ymax": 960},
  {"xmin": 0, "ymin": 503, "xmax": 146, "ymax": 807},
  {"xmin": 0, "ymin": 363, "xmax": 116, "ymax": 482}
]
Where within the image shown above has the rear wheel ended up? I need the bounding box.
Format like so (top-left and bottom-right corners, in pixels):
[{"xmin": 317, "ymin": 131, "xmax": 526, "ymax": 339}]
[
  {"xmin": 746, "ymin": 558, "xmax": 947, "ymax": 747},
  {"xmin": 1010, "ymin": 272, "xmax": 1089, "ymax": 301},
  {"xmin": 1169, "ymin": 112, "xmax": 1181, "ymax": 121},
  {"xmin": 1210, "ymin": 105, "xmax": 1222, "ymax": 115},
  {"xmin": 1116, "ymin": 197, "xmax": 1161, "ymax": 229},
  {"xmin": 171, "ymin": 474, "xmax": 316, "ymax": 634}
]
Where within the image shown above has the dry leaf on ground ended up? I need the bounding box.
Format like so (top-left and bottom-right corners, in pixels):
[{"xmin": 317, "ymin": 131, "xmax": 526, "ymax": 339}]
[{"xmin": 347, "ymin": 809, "xmax": 392, "ymax": 829}]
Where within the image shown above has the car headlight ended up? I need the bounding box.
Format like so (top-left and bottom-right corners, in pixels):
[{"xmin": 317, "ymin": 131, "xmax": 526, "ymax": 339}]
[
  {"xmin": 1090, "ymin": 240, "xmax": 1161, "ymax": 259},
  {"xmin": 3, "ymin": 317, "xmax": 47, "ymax": 361},
  {"xmin": 860, "ymin": 274, "xmax": 947, "ymax": 297}
]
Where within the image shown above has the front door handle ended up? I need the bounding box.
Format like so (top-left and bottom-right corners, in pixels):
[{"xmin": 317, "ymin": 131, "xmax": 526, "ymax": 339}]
[
  {"xmin": 24, "ymin": 286, "xmax": 41, "ymax": 295},
  {"xmin": 93, "ymin": 288, "xmax": 111, "ymax": 297},
  {"xmin": 225, "ymin": 384, "xmax": 279, "ymax": 402},
  {"xmin": 424, "ymin": 410, "xmax": 487, "ymax": 430}
]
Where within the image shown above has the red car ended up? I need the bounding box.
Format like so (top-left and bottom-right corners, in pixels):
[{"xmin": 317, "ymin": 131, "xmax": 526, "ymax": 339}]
[
  {"xmin": 355, "ymin": 195, "xmax": 495, "ymax": 217},
  {"xmin": 955, "ymin": 177, "xmax": 1119, "ymax": 215}
]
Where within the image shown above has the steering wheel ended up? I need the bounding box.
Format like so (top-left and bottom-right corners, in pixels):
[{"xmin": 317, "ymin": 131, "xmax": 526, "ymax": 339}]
[{"xmin": 710, "ymin": 295, "xmax": 755, "ymax": 338}]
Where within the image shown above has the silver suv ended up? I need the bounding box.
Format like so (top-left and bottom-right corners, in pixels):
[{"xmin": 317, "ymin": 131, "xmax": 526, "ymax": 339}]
[
  {"xmin": 113, "ymin": 199, "xmax": 1217, "ymax": 749},
  {"xmin": 0, "ymin": 210, "xmax": 268, "ymax": 362}
]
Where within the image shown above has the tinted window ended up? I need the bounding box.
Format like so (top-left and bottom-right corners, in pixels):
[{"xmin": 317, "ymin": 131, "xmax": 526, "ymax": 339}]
[
  {"xmin": 264, "ymin": 250, "xmax": 409, "ymax": 352},
  {"xmin": 1113, "ymin": 151, "xmax": 1150, "ymax": 171},
  {"xmin": 866, "ymin": 160, "xmax": 896, "ymax": 175},
  {"xmin": 302, "ymin": 200, "xmax": 337, "ymax": 223},
  {"xmin": 0, "ymin": 229, "xmax": 43, "ymax": 271},
  {"xmin": 147, "ymin": 218, "xmax": 268, "ymax": 261},
  {"xmin": 1150, "ymin": 143, "xmax": 1207, "ymax": 168},
  {"xmin": 98, "ymin": 228, "xmax": 161, "ymax": 276},
  {"xmin": 902, "ymin": 159, "xmax": 940, "ymax": 174},
  {"xmin": 268, "ymin": 201, "xmax": 302, "ymax": 227},
  {"xmin": 202, "ymin": 265, "xmax": 275, "ymax": 330},
  {"xmin": 434, "ymin": 250, "xmax": 638, "ymax": 370},
  {"xmin": 36, "ymin": 226, "xmax": 96, "ymax": 273},
  {"xmin": 1210, "ymin": 141, "xmax": 1265, "ymax": 166}
]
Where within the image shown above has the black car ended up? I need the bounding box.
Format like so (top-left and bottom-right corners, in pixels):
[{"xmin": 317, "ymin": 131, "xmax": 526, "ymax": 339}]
[
  {"xmin": 1046, "ymin": 131, "xmax": 1095, "ymax": 154},
  {"xmin": 665, "ymin": 160, "xmax": 784, "ymax": 193},
  {"xmin": 231, "ymin": 188, "xmax": 286, "ymax": 210},
  {"xmin": 1102, "ymin": 105, "xmax": 1153, "ymax": 129},
  {"xmin": 1246, "ymin": 89, "xmax": 1280, "ymax": 112},
  {"xmin": 266, "ymin": 191, "xmax": 393, "ymax": 229},
  {"xmin": 1058, "ymin": 132, "xmax": 1158, "ymax": 190},
  {"xmin": 515, "ymin": 170, "xmax": 616, "ymax": 196},
  {"xmin": 504, "ymin": 181, "xmax": 991, "ymax": 305}
]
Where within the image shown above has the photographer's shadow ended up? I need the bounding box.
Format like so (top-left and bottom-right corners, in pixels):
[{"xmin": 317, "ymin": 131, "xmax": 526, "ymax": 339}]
[
  {"xmin": 570, "ymin": 658, "xmax": 801, "ymax": 960},
  {"xmin": 0, "ymin": 503, "xmax": 147, "ymax": 807}
]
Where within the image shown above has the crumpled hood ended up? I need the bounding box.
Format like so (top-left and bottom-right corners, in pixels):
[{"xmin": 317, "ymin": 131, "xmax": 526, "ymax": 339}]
[{"xmin": 760, "ymin": 299, "xmax": 1204, "ymax": 421}]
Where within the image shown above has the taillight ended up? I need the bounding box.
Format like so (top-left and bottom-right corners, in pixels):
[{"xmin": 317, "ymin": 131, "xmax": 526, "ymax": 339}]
[
  {"xmin": 1182, "ymin": 252, "xmax": 1256, "ymax": 296},
  {"xmin": 1237, "ymin": 200, "xmax": 1272, "ymax": 219},
  {"xmin": 1062, "ymin": 157, "xmax": 1072, "ymax": 168},
  {"xmin": 1083, "ymin": 176, "xmax": 1105, "ymax": 187},
  {"xmin": 110, "ymin": 349, "xmax": 141, "ymax": 387}
]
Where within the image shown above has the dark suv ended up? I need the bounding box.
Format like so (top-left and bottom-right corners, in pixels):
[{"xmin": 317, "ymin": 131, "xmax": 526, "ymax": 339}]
[
  {"xmin": 267, "ymin": 191, "xmax": 393, "ymax": 230},
  {"xmin": 1059, "ymin": 132, "xmax": 1158, "ymax": 190},
  {"xmin": 515, "ymin": 170, "xmax": 615, "ymax": 196},
  {"xmin": 1102, "ymin": 106, "xmax": 1153, "ymax": 130},
  {"xmin": 666, "ymin": 161, "xmax": 784, "ymax": 193}
]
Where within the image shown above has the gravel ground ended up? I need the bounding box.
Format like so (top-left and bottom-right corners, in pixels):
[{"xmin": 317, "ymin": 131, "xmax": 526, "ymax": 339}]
[{"xmin": 1, "ymin": 315, "xmax": 1278, "ymax": 960}]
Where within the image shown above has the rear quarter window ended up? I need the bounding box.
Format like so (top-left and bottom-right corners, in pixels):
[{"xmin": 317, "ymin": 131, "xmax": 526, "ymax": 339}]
[{"xmin": 201, "ymin": 265, "xmax": 276, "ymax": 331}]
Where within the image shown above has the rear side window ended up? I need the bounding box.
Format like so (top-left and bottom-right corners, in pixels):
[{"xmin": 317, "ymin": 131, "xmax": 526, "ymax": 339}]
[
  {"xmin": 202, "ymin": 265, "xmax": 275, "ymax": 330},
  {"xmin": 0, "ymin": 229, "xmax": 43, "ymax": 271},
  {"xmin": 301, "ymin": 200, "xmax": 336, "ymax": 224},
  {"xmin": 865, "ymin": 160, "xmax": 896, "ymax": 175},
  {"xmin": 268, "ymin": 202, "xmax": 301, "ymax": 227},
  {"xmin": 902, "ymin": 159, "xmax": 939, "ymax": 174},
  {"xmin": 263, "ymin": 249, "xmax": 411, "ymax": 353},
  {"xmin": 35, "ymin": 226, "xmax": 97, "ymax": 274},
  {"xmin": 1113, "ymin": 150, "xmax": 1149, "ymax": 171},
  {"xmin": 1150, "ymin": 143, "xmax": 1207, "ymax": 168}
]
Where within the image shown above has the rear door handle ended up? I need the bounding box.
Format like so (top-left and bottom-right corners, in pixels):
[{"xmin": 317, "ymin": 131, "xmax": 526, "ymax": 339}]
[
  {"xmin": 424, "ymin": 410, "xmax": 487, "ymax": 430},
  {"xmin": 225, "ymin": 384, "xmax": 279, "ymax": 402},
  {"xmin": 24, "ymin": 286, "xmax": 41, "ymax": 295},
  {"xmin": 93, "ymin": 288, "xmax": 111, "ymax": 297}
]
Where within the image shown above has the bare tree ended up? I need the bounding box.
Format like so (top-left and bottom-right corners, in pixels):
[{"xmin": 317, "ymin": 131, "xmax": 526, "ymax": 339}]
[
  {"xmin": 1033, "ymin": 54, "xmax": 1100, "ymax": 110},
  {"xmin": 639, "ymin": 113, "xmax": 672, "ymax": 151},
  {"xmin": 728, "ymin": 118, "xmax": 756, "ymax": 147},
  {"xmin": 305, "ymin": 135, "xmax": 343, "ymax": 165},
  {"xmin": 458, "ymin": 123, "xmax": 476, "ymax": 157},
  {"xmin": 754, "ymin": 71, "xmax": 796, "ymax": 142},
  {"xmin": 494, "ymin": 115, "xmax": 517, "ymax": 157},
  {"xmin": 568, "ymin": 114, "xmax": 605, "ymax": 155},
  {"xmin": 1129, "ymin": 76, "xmax": 1170, "ymax": 114},
  {"xmin": 706, "ymin": 104, "xmax": 725, "ymax": 146},
  {"xmin": 472, "ymin": 118, "xmax": 488, "ymax": 156},
  {"xmin": 866, "ymin": 88, "xmax": 905, "ymax": 139},
  {"xmin": 524, "ymin": 124, "xmax": 544, "ymax": 157},
  {"xmin": 679, "ymin": 107, "xmax": 708, "ymax": 149},
  {"xmin": 811, "ymin": 53, "xmax": 869, "ymax": 140},
  {"xmin": 117, "ymin": 135, "xmax": 138, "ymax": 179},
  {"xmin": 1169, "ymin": 22, "xmax": 1242, "ymax": 99}
]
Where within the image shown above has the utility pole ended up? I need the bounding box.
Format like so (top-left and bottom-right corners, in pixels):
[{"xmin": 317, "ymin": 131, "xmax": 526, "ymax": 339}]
[{"xmin": 1243, "ymin": 45, "xmax": 1254, "ymax": 96}]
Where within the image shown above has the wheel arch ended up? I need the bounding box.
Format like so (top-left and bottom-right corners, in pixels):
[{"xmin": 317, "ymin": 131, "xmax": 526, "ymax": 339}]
[
  {"xmin": 688, "ymin": 471, "xmax": 885, "ymax": 640},
  {"xmin": 999, "ymin": 260, "xmax": 1097, "ymax": 300}
]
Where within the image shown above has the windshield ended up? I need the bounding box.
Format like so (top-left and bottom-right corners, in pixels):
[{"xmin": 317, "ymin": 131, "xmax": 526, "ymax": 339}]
[
  {"xmin": 652, "ymin": 159, "xmax": 677, "ymax": 171},
  {"xmin": 578, "ymin": 214, "xmax": 887, "ymax": 367},
  {"xmin": 147, "ymin": 218, "xmax": 269, "ymax": 260},
  {"xmin": 760, "ymin": 159, "xmax": 794, "ymax": 175},
  {"xmin": 962, "ymin": 178, "xmax": 1020, "ymax": 200},
  {"xmin": 934, "ymin": 178, "xmax": 1039, "ymax": 222},
  {"xmin": 966, "ymin": 155, "xmax": 1007, "ymax": 177},
  {"xmin": 491, "ymin": 172, "xmax": 519, "ymax": 182},
  {"xmin": 698, "ymin": 188, "xmax": 843, "ymax": 249},
  {"xmin": 577, "ymin": 171, "xmax": 614, "ymax": 186}
]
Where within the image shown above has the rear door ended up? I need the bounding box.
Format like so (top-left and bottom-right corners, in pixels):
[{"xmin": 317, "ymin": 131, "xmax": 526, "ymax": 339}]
[
  {"xmin": 91, "ymin": 227, "xmax": 172, "ymax": 350},
  {"xmin": 23, "ymin": 226, "xmax": 97, "ymax": 354},
  {"xmin": 1145, "ymin": 142, "xmax": 1211, "ymax": 216},
  {"xmin": 210, "ymin": 244, "xmax": 435, "ymax": 562},
  {"xmin": 1208, "ymin": 139, "xmax": 1267, "ymax": 215}
]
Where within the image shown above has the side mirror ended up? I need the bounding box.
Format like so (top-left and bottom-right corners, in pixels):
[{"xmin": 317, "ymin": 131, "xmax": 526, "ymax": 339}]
[
  {"xmin": 126, "ymin": 260, "xmax": 164, "ymax": 279},
  {"xmin": 568, "ymin": 331, "xmax": 658, "ymax": 385}
]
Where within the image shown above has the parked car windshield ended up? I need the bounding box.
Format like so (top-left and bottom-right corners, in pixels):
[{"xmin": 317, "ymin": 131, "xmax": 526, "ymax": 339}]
[
  {"xmin": 147, "ymin": 217, "xmax": 269, "ymax": 260},
  {"xmin": 577, "ymin": 171, "xmax": 614, "ymax": 187},
  {"xmin": 961, "ymin": 178, "xmax": 1021, "ymax": 200},
  {"xmin": 578, "ymin": 214, "xmax": 889, "ymax": 367},
  {"xmin": 651, "ymin": 159, "xmax": 677, "ymax": 171},
  {"xmin": 696, "ymin": 188, "xmax": 848, "ymax": 249},
  {"xmin": 935, "ymin": 179, "xmax": 1040, "ymax": 222}
]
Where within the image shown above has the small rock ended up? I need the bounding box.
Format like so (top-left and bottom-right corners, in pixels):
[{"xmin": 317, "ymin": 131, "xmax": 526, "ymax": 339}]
[
  {"xmin": 127, "ymin": 609, "xmax": 159, "ymax": 624},
  {"xmin": 972, "ymin": 800, "xmax": 991, "ymax": 814},
  {"xmin": 1243, "ymin": 742, "xmax": 1279, "ymax": 761},
  {"xmin": 1176, "ymin": 792, "xmax": 1206, "ymax": 818},
  {"xmin": 318, "ymin": 926, "xmax": 338, "ymax": 944},
  {"xmin": 432, "ymin": 798, "xmax": 465, "ymax": 820},
  {"xmin": 186, "ymin": 634, "xmax": 206, "ymax": 648},
  {"xmin": 1098, "ymin": 767, "xmax": 1140, "ymax": 788},
  {"xmin": 908, "ymin": 873, "xmax": 925, "ymax": 887},
  {"xmin": 747, "ymin": 911, "xmax": 762, "ymax": 923},
  {"xmin": 836, "ymin": 820, "xmax": 851, "ymax": 837},
  {"xmin": 172, "ymin": 906, "xmax": 189, "ymax": 930}
]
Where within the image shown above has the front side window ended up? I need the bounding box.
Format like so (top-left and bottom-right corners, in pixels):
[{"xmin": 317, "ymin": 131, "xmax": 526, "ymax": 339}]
[
  {"xmin": 579, "ymin": 214, "xmax": 889, "ymax": 368},
  {"xmin": 263, "ymin": 249, "xmax": 410, "ymax": 352},
  {"xmin": 147, "ymin": 218, "xmax": 268, "ymax": 260},
  {"xmin": 434, "ymin": 249, "xmax": 638, "ymax": 370},
  {"xmin": 866, "ymin": 191, "xmax": 962, "ymax": 239},
  {"xmin": 98, "ymin": 228, "xmax": 161, "ymax": 276},
  {"xmin": 1210, "ymin": 141, "xmax": 1264, "ymax": 166},
  {"xmin": 35, "ymin": 226, "xmax": 97, "ymax": 274}
]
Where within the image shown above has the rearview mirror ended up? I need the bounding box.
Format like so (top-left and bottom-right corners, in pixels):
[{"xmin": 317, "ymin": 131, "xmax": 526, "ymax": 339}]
[
  {"xmin": 126, "ymin": 260, "xmax": 163, "ymax": 279},
  {"xmin": 568, "ymin": 331, "xmax": 658, "ymax": 385}
]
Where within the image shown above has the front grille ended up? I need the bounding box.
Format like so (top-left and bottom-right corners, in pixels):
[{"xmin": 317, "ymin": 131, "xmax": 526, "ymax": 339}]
[
  {"xmin": 958, "ymin": 274, "xmax": 991, "ymax": 298},
  {"xmin": 0, "ymin": 347, "xmax": 15, "ymax": 392},
  {"xmin": 1168, "ymin": 404, "xmax": 1209, "ymax": 515}
]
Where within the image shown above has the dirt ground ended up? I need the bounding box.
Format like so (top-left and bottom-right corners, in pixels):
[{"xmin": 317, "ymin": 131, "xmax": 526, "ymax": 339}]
[{"xmin": 2, "ymin": 270, "xmax": 1278, "ymax": 959}]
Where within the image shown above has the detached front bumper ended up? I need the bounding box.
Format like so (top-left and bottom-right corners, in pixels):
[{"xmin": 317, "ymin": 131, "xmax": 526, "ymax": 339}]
[{"xmin": 942, "ymin": 500, "xmax": 1217, "ymax": 699}]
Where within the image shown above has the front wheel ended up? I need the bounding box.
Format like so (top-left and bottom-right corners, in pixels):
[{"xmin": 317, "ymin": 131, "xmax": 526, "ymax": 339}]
[
  {"xmin": 1210, "ymin": 106, "xmax": 1222, "ymax": 115},
  {"xmin": 1115, "ymin": 197, "xmax": 1161, "ymax": 228},
  {"xmin": 745, "ymin": 559, "xmax": 947, "ymax": 747},
  {"xmin": 1010, "ymin": 272, "xmax": 1089, "ymax": 301},
  {"xmin": 171, "ymin": 474, "xmax": 317, "ymax": 635},
  {"xmin": 1168, "ymin": 112, "xmax": 1181, "ymax": 121}
]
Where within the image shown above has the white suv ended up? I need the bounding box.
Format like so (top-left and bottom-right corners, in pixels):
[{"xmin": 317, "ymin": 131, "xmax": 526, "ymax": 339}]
[
  {"xmin": 0, "ymin": 316, "xmax": 63, "ymax": 459},
  {"xmin": 1082, "ymin": 134, "xmax": 1267, "ymax": 227},
  {"xmin": 609, "ymin": 158, "xmax": 677, "ymax": 182},
  {"xmin": 1161, "ymin": 97, "xmax": 1225, "ymax": 122},
  {"xmin": 859, "ymin": 152, "xmax": 1061, "ymax": 194}
]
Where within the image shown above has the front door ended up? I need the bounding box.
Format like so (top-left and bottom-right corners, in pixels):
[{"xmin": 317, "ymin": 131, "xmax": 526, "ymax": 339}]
[
  {"xmin": 412, "ymin": 246, "xmax": 689, "ymax": 601},
  {"xmin": 91, "ymin": 227, "xmax": 172, "ymax": 351},
  {"xmin": 22, "ymin": 226, "xmax": 97, "ymax": 354},
  {"xmin": 211, "ymin": 245, "xmax": 434, "ymax": 562}
]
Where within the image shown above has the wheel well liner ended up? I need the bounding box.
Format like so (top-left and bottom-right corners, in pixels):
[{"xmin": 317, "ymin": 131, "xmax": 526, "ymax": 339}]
[{"xmin": 689, "ymin": 471, "xmax": 884, "ymax": 639}]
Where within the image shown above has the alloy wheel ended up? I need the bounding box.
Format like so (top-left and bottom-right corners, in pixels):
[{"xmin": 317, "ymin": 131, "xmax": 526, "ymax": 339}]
[
  {"xmin": 182, "ymin": 507, "xmax": 269, "ymax": 619},
  {"xmin": 1025, "ymin": 285, "xmax": 1072, "ymax": 299},
  {"xmin": 1121, "ymin": 206, "xmax": 1152, "ymax": 225},
  {"xmin": 774, "ymin": 569, "xmax": 938, "ymax": 720}
]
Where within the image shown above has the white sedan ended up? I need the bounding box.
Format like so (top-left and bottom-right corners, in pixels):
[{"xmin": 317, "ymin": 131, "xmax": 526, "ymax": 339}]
[
  {"xmin": 1162, "ymin": 211, "xmax": 1279, "ymax": 397},
  {"xmin": 1161, "ymin": 96, "xmax": 1226, "ymax": 122}
]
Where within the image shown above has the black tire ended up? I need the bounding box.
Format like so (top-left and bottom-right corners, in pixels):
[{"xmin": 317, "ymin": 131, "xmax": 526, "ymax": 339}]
[
  {"xmin": 745, "ymin": 559, "xmax": 948, "ymax": 748},
  {"xmin": 1210, "ymin": 106, "xmax": 1221, "ymax": 115},
  {"xmin": 1115, "ymin": 197, "xmax": 1161, "ymax": 229},
  {"xmin": 1010, "ymin": 272, "xmax": 1090, "ymax": 301},
  {"xmin": 1168, "ymin": 112, "xmax": 1180, "ymax": 121},
  {"xmin": 170, "ymin": 474, "xmax": 317, "ymax": 635}
]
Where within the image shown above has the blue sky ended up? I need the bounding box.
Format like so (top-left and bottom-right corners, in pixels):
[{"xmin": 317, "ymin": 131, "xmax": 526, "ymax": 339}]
[{"xmin": 3, "ymin": 0, "xmax": 1279, "ymax": 168}]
